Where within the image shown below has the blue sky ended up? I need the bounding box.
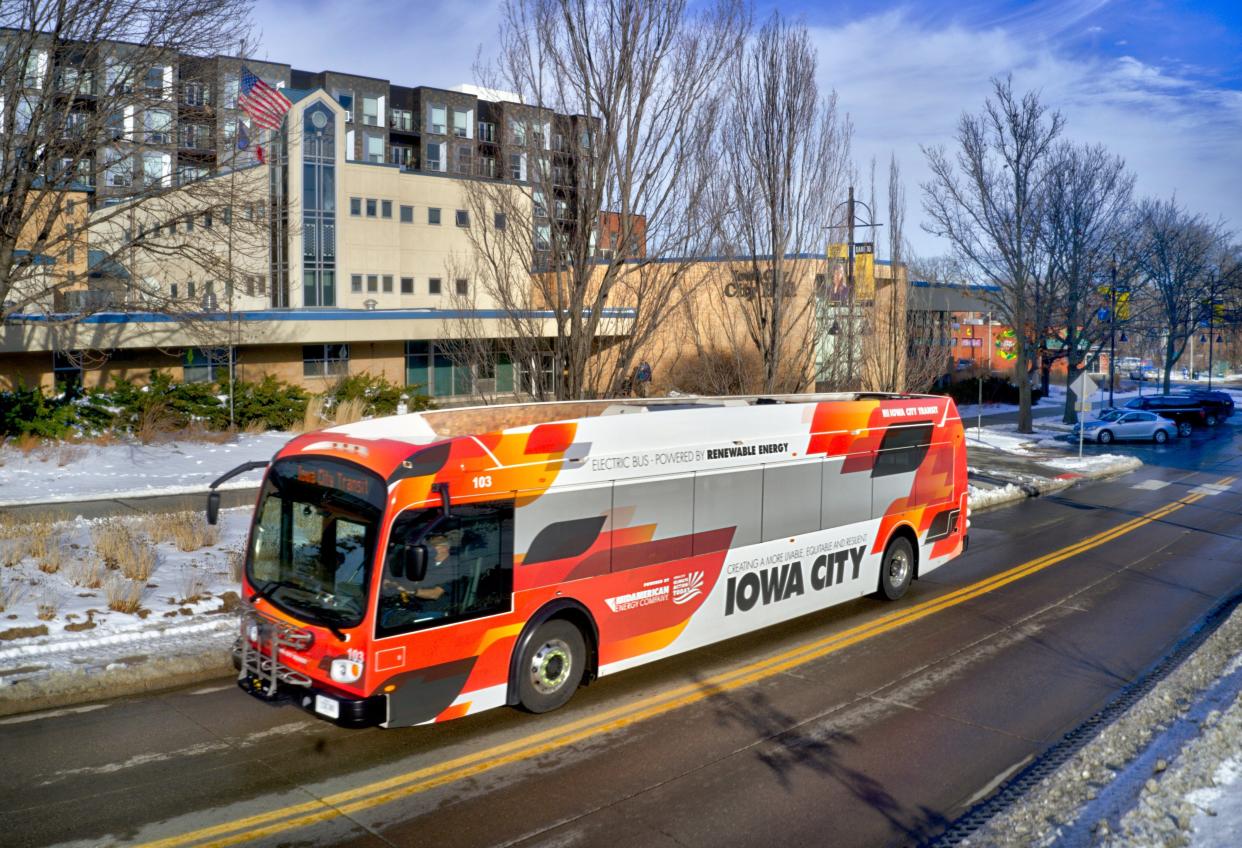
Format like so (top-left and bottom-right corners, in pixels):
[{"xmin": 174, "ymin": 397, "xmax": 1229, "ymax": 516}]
[{"xmin": 251, "ymin": 1, "xmax": 1242, "ymax": 258}]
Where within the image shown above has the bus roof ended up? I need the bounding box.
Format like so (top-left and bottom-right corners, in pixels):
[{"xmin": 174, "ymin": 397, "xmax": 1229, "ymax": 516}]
[{"xmin": 323, "ymin": 392, "xmax": 951, "ymax": 447}]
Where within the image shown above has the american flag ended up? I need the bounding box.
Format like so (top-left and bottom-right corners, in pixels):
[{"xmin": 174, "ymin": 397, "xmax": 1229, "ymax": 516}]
[{"xmin": 238, "ymin": 66, "xmax": 292, "ymax": 131}]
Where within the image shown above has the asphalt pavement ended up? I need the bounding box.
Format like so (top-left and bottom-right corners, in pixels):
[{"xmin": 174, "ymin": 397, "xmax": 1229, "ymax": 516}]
[{"xmin": 2, "ymin": 419, "xmax": 1240, "ymax": 848}]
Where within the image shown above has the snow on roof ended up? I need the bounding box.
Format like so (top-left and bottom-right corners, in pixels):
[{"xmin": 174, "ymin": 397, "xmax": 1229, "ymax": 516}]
[{"xmin": 452, "ymin": 83, "xmax": 523, "ymax": 104}]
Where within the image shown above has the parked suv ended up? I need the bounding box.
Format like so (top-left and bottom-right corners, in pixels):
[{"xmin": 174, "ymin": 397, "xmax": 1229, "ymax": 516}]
[
  {"xmin": 1178, "ymin": 389, "xmax": 1234, "ymax": 425},
  {"xmin": 1123, "ymin": 395, "xmax": 1208, "ymax": 436}
]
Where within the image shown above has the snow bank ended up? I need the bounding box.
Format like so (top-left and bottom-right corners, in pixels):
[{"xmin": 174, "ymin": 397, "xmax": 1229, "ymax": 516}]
[
  {"xmin": 0, "ymin": 432, "xmax": 288, "ymax": 506},
  {"xmin": 968, "ymin": 483, "xmax": 1027, "ymax": 511}
]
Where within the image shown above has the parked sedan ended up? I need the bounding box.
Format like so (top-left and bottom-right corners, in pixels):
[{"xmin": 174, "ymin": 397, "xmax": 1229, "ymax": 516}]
[{"xmin": 1072, "ymin": 409, "xmax": 1178, "ymax": 444}]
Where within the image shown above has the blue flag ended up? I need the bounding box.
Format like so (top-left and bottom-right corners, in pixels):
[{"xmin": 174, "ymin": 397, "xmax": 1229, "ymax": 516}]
[{"xmin": 236, "ymin": 120, "xmax": 249, "ymax": 151}]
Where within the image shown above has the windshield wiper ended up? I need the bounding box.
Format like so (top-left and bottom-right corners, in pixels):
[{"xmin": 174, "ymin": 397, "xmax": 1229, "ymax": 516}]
[
  {"xmin": 249, "ymin": 579, "xmax": 300, "ymax": 605},
  {"xmin": 250, "ymin": 580, "xmax": 349, "ymax": 641}
]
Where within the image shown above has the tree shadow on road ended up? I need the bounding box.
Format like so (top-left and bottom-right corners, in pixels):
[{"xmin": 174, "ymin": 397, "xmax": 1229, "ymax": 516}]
[{"xmin": 696, "ymin": 677, "xmax": 949, "ymax": 845}]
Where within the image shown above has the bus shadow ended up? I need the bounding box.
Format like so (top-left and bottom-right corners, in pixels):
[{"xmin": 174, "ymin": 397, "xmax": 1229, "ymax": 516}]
[{"xmin": 695, "ymin": 678, "xmax": 949, "ymax": 844}]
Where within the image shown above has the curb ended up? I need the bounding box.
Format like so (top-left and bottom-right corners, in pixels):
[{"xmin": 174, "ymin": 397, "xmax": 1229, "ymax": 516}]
[
  {"xmin": 0, "ymin": 649, "xmax": 235, "ymax": 718},
  {"xmin": 968, "ymin": 457, "xmax": 1142, "ymax": 514}
]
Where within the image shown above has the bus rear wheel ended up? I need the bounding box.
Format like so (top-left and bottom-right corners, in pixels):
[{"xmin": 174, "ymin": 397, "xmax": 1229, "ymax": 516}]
[
  {"xmin": 877, "ymin": 535, "xmax": 915, "ymax": 601},
  {"xmin": 517, "ymin": 619, "xmax": 585, "ymax": 714}
]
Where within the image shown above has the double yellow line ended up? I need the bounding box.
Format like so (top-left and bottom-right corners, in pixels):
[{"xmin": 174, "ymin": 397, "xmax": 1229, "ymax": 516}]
[{"xmin": 139, "ymin": 475, "xmax": 1235, "ymax": 848}]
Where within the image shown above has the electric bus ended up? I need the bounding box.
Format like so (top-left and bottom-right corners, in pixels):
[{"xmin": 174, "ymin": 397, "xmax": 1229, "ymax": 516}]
[{"xmin": 208, "ymin": 393, "xmax": 969, "ymax": 728}]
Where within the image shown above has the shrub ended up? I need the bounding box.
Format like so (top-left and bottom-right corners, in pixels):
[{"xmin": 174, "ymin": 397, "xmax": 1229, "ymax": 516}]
[
  {"xmin": 67, "ymin": 559, "xmax": 105, "ymax": 589},
  {"xmin": 0, "ymin": 578, "xmax": 21, "ymax": 612},
  {"xmin": 325, "ymin": 373, "xmax": 405, "ymax": 417},
  {"xmin": 0, "ymin": 383, "xmax": 82, "ymax": 438},
  {"xmin": 169, "ymin": 512, "xmax": 218, "ymax": 552},
  {"xmin": 223, "ymin": 375, "xmax": 310, "ymax": 431},
  {"xmin": 118, "ymin": 538, "xmax": 160, "ymax": 581},
  {"xmin": 97, "ymin": 371, "xmax": 226, "ymax": 432}
]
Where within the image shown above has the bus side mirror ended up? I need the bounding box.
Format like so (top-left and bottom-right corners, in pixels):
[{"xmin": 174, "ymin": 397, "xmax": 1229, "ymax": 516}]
[
  {"xmin": 392, "ymin": 544, "xmax": 428, "ymax": 582},
  {"xmin": 206, "ymin": 491, "xmax": 221, "ymax": 526}
]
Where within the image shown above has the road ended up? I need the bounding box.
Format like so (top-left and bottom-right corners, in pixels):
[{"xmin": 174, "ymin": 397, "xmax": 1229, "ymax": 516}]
[{"xmin": 3, "ymin": 420, "xmax": 1241, "ymax": 848}]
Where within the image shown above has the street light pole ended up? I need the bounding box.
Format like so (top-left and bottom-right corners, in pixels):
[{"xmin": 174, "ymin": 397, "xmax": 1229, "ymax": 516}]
[{"xmin": 1108, "ymin": 260, "xmax": 1117, "ymax": 408}]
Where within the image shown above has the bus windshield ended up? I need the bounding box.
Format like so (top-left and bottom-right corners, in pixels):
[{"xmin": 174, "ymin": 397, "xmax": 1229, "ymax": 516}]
[{"xmin": 247, "ymin": 457, "xmax": 385, "ymax": 630}]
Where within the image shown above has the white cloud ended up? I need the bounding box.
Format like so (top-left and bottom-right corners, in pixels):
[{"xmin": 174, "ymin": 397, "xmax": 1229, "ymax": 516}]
[{"xmin": 808, "ymin": 10, "xmax": 1242, "ymax": 258}]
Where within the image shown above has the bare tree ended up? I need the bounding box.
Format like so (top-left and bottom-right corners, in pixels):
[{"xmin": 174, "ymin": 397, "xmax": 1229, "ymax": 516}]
[
  {"xmin": 453, "ymin": 0, "xmax": 745, "ymax": 401},
  {"xmin": 0, "ymin": 0, "xmax": 259, "ymax": 329},
  {"xmin": 922, "ymin": 76, "xmax": 1065, "ymax": 433},
  {"xmin": 1134, "ymin": 197, "xmax": 1229, "ymax": 392},
  {"xmin": 1039, "ymin": 142, "xmax": 1135, "ymax": 421},
  {"xmin": 712, "ymin": 12, "xmax": 852, "ymax": 393}
]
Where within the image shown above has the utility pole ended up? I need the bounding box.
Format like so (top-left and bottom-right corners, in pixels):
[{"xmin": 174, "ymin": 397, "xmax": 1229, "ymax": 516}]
[{"xmin": 1109, "ymin": 261, "xmax": 1117, "ymax": 408}]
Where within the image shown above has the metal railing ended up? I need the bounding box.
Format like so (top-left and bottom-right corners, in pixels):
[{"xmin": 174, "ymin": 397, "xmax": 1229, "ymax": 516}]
[{"xmin": 234, "ymin": 600, "xmax": 314, "ymax": 697}]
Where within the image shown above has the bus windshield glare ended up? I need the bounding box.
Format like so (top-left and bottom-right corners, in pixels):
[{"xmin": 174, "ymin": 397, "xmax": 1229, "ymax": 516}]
[{"xmin": 246, "ymin": 458, "xmax": 385, "ymax": 630}]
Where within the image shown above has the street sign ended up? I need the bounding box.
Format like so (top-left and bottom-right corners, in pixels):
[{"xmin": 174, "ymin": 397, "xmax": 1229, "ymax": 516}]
[{"xmin": 1070, "ymin": 373, "xmax": 1098, "ymax": 400}]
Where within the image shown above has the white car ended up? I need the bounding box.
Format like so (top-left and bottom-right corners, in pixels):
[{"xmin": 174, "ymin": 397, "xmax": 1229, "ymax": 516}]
[{"xmin": 1071, "ymin": 409, "xmax": 1178, "ymax": 444}]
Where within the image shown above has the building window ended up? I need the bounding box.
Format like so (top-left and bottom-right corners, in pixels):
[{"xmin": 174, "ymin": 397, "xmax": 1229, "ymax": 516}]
[
  {"xmin": 362, "ymin": 96, "xmax": 380, "ymax": 126},
  {"xmin": 479, "ymin": 156, "xmax": 497, "ymax": 178},
  {"xmin": 144, "ymin": 109, "xmax": 172, "ymax": 144},
  {"xmin": 400, "ymin": 204, "xmax": 413, "ymax": 223},
  {"xmin": 478, "ymin": 121, "xmax": 496, "ymax": 143},
  {"xmin": 188, "ymin": 281, "xmax": 197, "ymax": 299},
  {"xmin": 381, "ymin": 200, "xmax": 393, "ymax": 219},
  {"xmin": 365, "ymin": 131, "xmax": 384, "ymax": 163},
  {"xmin": 452, "ymin": 108, "xmax": 470, "ymax": 138},
  {"xmin": 52, "ymin": 351, "xmax": 83, "ymax": 391},
  {"xmin": 400, "ymin": 277, "xmax": 414, "ymax": 294},
  {"xmin": 454, "ymin": 144, "xmax": 473, "ymax": 174},
  {"xmin": 351, "ymin": 274, "xmax": 362, "ymax": 293},
  {"xmin": 382, "ymin": 275, "xmax": 393, "ymax": 293},
  {"xmin": 183, "ymin": 80, "xmax": 207, "ymax": 106},
  {"xmin": 428, "ymin": 104, "xmax": 446, "ymax": 135},
  {"xmin": 509, "ymin": 152, "xmax": 526, "ymax": 181},
  {"xmin": 334, "ymin": 90, "xmax": 354, "ymax": 118},
  {"xmin": 222, "ymin": 79, "xmax": 239, "ymax": 109},
  {"xmin": 391, "ymin": 108, "xmax": 412, "ymax": 131},
  {"xmin": 303, "ymin": 344, "xmax": 349, "ymax": 378},
  {"xmin": 367, "ymin": 274, "xmax": 378, "ymax": 293},
  {"xmin": 456, "ymin": 209, "xmax": 470, "ymax": 228},
  {"xmin": 428, "ymin": 277, "xmax": 442, "ymax": 295},
  {"xmin": 390, "ymin": 145, "xmax": 413, "ymax": 168},
  {"xmin": 428, "ymin": 207, "xmax": 441, "ymax": 225},
  {"xmin": 456, "ymin": 278, "xmax": 468, "ymax": 296},
  {"xmin": 426, "ymin": 141, "xmax": 443, "ymax": 172},
  {"xmin": 494, "ymin": 212, "xmax": 507, "ymax": 230},
  {"xmin": 366, "ymin": 198, "xmax": 377, "ymax": 217},
  {"xmin": 184, "ymin": 348, "xmax": 227, "ymax": 383},
  {"xmin": 350, "ymin": 197, "xmax": 361, "ymax": 216}
]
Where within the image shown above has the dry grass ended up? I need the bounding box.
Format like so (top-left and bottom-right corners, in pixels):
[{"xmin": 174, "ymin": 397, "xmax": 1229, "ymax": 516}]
[
  {"xmin": 37, "ymin": 540, "xmax": 66, "ymax": 574},
  {"xmin": 28, "ymin": 520, "xmax": 58, "ymax": 561},
  {"xmin": 183, "ymin": 420, "xmax": 236, "ymax": 444},
  {"xmin": 139, "ymin": 513, "xmax": 175, "ymax": 545},
  {"xmin": 135, "ymin": 403, "xmax": 176, "ymax": 445},
  {"xmin": 92, "ymin": 520, "xmax": 139, "ymax": 569},
  {"xmin": 301, "ymin": 395, "xmax": 326, "ymax": 433},
  {"xmin": 87, "ymin": 431, "xmax": 120, "ymax": 448},
  {"xmin": 169, "ymin": 512, "xmax": 218, "ymax": 552},
  {"xmin": 66, "ymin": 559, "xmax": 104, "ymax": 589},
  {"xmin": 333, "ymin": 398, "xmax": 367, "ymax": 426},
  {"xmin": 227, "ymin": 548, "xmax": 245, "ymax": 583},
  {"xmin": 36, "ymin": 596, "xmax": 58, "ymax": 621},
  {"xmin": 0, "ymin": 539, "xmax": 25, "ymax": 568},
  {"xmin": 14, "ymin": 433, "xmax": 41, "ymax": 454},
  {"xmin": 242, "ymin": 419, "xmax": 267, "ymax": 435},
  {"xmin": 105, "ymin": 575, "xmax": 144, "ymax": 613},
  {"xmin": 178, "ymin": 570, "xmax": 208, "ymax": 605},
  {"xmin": 0, "ymin": 578, "xmax": 21, "ymax": 612},
  {"xmin": 56, "ymin": 444, "xmax": 86, "ymax": 467},
  {"xmin": 118, "ymin": 539, "xmax": 159, "ymax": 581}
]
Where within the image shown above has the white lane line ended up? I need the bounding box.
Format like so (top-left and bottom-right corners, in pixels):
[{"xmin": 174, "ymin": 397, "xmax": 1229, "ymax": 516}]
[
  {"xmin": 1132, "ymin": 480, "xmax": 1171, "ymax": 491},
  {"xmin": 0, "ymin": 703, "xmax": 109, "ymax": 725},
  {"xmin": 188, "ymin": 684, "xmax": 233, "ymax": 696}
]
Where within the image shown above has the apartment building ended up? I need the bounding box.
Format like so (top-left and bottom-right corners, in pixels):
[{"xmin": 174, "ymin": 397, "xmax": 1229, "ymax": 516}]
[{"xmin": 1, "ymin": 37, "xmax": 625, "ymax": 398}]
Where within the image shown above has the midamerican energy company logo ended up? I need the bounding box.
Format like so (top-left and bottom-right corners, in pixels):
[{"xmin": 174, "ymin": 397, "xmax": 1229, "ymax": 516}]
[{"xmin": 606, "ymin": 570, "xmax": 705, "ymax": 612}]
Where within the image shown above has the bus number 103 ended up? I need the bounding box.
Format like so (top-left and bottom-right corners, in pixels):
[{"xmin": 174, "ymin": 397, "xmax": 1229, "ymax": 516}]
[{"xmin": 472, "ymin": 475, "xmax": 493, "ymax": 489}]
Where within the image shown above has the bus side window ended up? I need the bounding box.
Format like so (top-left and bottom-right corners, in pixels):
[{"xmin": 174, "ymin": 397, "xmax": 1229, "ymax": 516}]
[
  {"xmin": 761, "ymin": 461, "xmax": 821, "ymax": 541},
  {"xmin": 821, "ymin": 456, "xmax": 871, "ymax": 528},
  {"xmin": 612, "ymin": 475, "xmax": 693, "ymax": 569},
  {"xmin": 693, "ymin": 468, "xmax": 761, "ymax": 554}
]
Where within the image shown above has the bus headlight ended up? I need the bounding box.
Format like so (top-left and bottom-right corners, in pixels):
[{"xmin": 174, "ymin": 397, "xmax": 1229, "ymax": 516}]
[
  {"xmin": 330, "ymin": 658, "xmax": 364, "ymax": 684},
  {"xmin": 247, "ymin": 624, "xmax": 260, "ymax": 643}
]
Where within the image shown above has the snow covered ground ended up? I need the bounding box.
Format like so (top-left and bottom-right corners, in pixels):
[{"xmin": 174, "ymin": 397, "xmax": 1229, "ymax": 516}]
[
  {"xmin": 0, "ymin": 508, "xmax": 251, "ymax": 694},
  {"xmin": 0, "ymin": 432, "xmax": 290, "ymax": 506}
]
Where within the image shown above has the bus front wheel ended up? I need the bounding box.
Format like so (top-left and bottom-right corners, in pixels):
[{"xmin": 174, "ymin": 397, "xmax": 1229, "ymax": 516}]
[
  {"xmin": 517, "ymin": 619, "xmax": 586, "ymax": 714},
  {"xmin": 877, "ymin": 535, "xmax": 915, "ymax": 601}
]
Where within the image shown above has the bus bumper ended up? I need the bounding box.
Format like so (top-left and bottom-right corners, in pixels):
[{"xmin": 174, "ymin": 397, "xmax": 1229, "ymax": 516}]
[{"xmin": 234, "ymin": 663, "xmax": 387, "ymax": 728}]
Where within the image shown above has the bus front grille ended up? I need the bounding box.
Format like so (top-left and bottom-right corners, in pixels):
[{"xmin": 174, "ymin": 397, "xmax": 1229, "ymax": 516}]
[{"xmin": 235, "ymin": 602, "xmax": 314, "ymax": 697}]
